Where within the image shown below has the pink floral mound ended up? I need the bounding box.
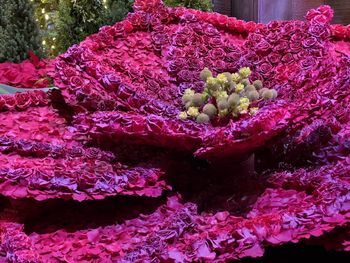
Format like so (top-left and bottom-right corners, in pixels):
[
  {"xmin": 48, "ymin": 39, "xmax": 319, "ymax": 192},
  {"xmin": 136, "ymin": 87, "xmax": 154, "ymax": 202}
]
[
  {"xmin": 0, "ymin": 0, "xmax": 350, "ymax": 262},
  {"xmin": 0, "ymin": 106, "xmax": 169, "ymax": 201}
]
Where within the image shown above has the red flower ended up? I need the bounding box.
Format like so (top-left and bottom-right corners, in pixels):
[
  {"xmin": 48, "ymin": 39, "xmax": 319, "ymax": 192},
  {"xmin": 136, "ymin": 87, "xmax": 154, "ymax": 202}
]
[
  {"xmin": 70, "ymin": 76, "xmax": 85, "ymax": 88},
  {"xmin": 4, "ymin": 95, "xmax": 16, "ymax": 110},
  {"xmin": 209, "ymin": 48, "xmax": 226, "ymax": 60},
  {"xmin": 332, "ymin": 24, "xmax": 347, "ymax": 38},
  {"xmin": 302, "ymin": 37, "xmax": 318, "ymax": 48},
  {"xmin": 15, "ymin": 93, "xmax": 32, "ymax": 110}
]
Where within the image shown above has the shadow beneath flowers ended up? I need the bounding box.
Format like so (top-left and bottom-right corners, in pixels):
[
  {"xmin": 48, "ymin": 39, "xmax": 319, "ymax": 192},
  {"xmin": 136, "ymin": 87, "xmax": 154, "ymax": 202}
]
[
  {"xmin": 164, "ymin": 153, "xmax": 269, "ymax": 217},
  {"xmin": 1, "ymin": 195, "xmax": 165, "ymax": 235},
  {"xmin": 238, "ymin": 242, "xmax": 350, "ymax": 263}
]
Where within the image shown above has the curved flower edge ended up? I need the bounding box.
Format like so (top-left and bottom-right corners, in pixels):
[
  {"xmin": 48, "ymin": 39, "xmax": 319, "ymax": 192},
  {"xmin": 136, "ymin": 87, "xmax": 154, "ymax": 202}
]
[{"xmin": 195, "ymin": 103, "xmax": 291, "ymax": 160}]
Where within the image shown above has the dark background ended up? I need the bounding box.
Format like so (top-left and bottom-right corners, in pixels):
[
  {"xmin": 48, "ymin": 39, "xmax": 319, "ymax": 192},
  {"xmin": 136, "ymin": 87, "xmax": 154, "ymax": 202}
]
[{"xmin": 213, "ymin": 0, "xmax": 350, "ymax": 24}]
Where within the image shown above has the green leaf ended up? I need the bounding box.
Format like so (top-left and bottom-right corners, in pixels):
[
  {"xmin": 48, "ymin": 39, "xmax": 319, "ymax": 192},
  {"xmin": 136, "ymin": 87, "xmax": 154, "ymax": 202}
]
[{"xmin": 0, "ymin": 83, "xmax": 58, "ymax": 95}]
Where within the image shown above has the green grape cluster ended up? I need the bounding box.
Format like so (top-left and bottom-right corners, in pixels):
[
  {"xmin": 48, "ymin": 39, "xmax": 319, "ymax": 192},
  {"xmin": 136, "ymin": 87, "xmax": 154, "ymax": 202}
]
[{"xmin": 179, "ymin": 67, "xmax": 278, "ymax": 124}]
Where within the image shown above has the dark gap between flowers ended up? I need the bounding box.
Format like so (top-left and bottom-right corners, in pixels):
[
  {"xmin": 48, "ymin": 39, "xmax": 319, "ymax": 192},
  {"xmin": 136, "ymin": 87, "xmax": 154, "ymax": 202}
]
[
  {"xmin": 0, "ymin": 195, "xmax": 165, "ymax": 235},
  {"xmin": 238, "ymin": 242, "xmax": 350, "ymax": 263}
]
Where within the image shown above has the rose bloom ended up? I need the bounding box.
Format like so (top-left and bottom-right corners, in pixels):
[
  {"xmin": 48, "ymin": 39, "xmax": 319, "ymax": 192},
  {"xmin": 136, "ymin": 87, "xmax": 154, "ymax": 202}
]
[
  {"xmin": 4, "ymin": 95, "xmax": 16, "ymax": 110},
  {"xmin": 302, "ymin": 37, "xmax": 318, "ymax": 48},
  {"xmin": 245, "ymin": 21, "xmax": 257, "ymax": 32},
  {"xmin": 250, "ymin": 33, "xmax": 262, "ymax": 43},
  {"xmin": 168, "ymin": 58, "xmax": 187, "ymax": 73},
  {"xmin": 0, "ymin": 96, "xmax": 6, "ymax": 110},
  {"xmin": 268, "ymin": 52, "xmax": 282, "ymax": 65},
  {"xmin": 300, "ymin": 56, "xmax": 316, "ymax": 69},
  {"xmin": 226, "ymin": 52, "xmax": 241, "ymax": 63},
  {"xmin": 332, "ymin": 24, "xmax": 347, "ymax": 38},
  {"xmin": 258, "ymin": 62, "xmax": 273, "ymax": 77},
  {"xmin": 255, "ymin": 40, "xmax": 271, "ymax": 55},
  {"xmin": 188, "ymin": 58, "xmax": 203, "ymax": 70},
  {"xmin": 178, "ymin": 70, "xmax": 193, "ymax": 82},
  {"xmin": 70, "ymin": 76, "xmax": 85, "ymax": 88},
  {"xmin": 289, "ymin": 41, "xmax": 302, "ymax": 53},
  {"xmin": 30, "ymin": 90, "xmax": 47, "ymax": 106},
  {"xmin": 266, "ymin": 32, "xmax": 280, "ymax": 43},
  {"xmin": 208, "ymin": 37, "xmax": 222, "ymax": 49},
  {"xmin": 267, "ymin": 20, "xmax": 280, "ymax": 31},
  {"xmin": 309, "ymin": 24, "xmax": 330, "ymax": 39},
  {"xmin": 209, "ymin": 48, "xmax": 226, "ymax": 60},
  {"xmin": 15, "ymin": 93, "xmax": 32, "ymax": 110},
  {"xmin": 291, "ymin": 30, "xmax": 305, "ymax": 42},
  {"xmin": 312, "ymin": 14, "xmax": 329, "ymax": 25},
  {"xmin": 281, "ymin": 53, "xmax": 294, "ymax": 64},
  {"xmin": 173, "ymin": 33, "xmax": 190, "ymax": 47},
  {"xmin": 147, "ymin": 79, "xmax": 161, "ymax": 92},
  {"xmin": 216, "ymin": 14, "xmax": 228, "ymax": 28},
  {"xmin": 203, "ymin": 24, "xmax": 219, "ymax": 37},
  {"xmin": 274, "ymin": 41, "xmax": 289, "ymax": 53}
]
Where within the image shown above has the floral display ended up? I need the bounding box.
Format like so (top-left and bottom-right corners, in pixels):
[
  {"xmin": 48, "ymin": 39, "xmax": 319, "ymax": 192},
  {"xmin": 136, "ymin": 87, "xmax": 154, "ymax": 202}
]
[
  {"xmin": 0, "ymin": 0, "xmax": 350, "ymax": 262},
  {"xmin": 179, "ymin": 67, "xmax": 277, "ymax": 124}
]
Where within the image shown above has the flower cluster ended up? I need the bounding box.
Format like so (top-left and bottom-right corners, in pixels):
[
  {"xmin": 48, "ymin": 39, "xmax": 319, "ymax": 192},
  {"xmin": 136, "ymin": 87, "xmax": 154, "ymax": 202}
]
[
  {"xmin": 0, "ymin": 1, "xmax": 349, "ymax": 262},
  {"xmin": 0, "ymin": 90, "xmax": 49, "ymax": 112},
  {"xmin": 179, "ymin": 67, "xmax": 277, "ymax": 124},
  {"xmin": 0, "ymin": 59, "xmax": 54, "ymax": 88}
]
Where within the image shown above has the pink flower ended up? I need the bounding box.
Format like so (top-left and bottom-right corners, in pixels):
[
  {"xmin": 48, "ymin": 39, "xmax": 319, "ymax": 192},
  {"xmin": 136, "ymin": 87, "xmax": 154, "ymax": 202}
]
[{"xmin": 15, "ymin": 93, "xmax": 32, "ymax": 110}]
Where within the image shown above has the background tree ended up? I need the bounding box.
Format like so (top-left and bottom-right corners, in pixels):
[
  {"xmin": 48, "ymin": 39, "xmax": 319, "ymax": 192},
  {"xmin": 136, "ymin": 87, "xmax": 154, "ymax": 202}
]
[
  {"xmin": 106, "ymin": 0, "xmax": 134, "ymax": 26},
  {"xmin": 0, "ymin": 0, "xmax": 42, "ymax": 63},
  {"xmin": 52, "ymin": 0, "xmax": 106, "ymax": 54},
  {"xmin": 163, "ymin": 0, "xmax": 213, "ymax": 11}
]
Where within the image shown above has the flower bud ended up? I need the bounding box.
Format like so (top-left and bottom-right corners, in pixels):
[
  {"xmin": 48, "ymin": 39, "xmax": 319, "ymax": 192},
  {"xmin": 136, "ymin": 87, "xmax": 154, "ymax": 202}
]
[
  {"xmin": 187, "ymin": 106, "xmax": 199, "ymax": 118},
  {"xmin": 217, "ymin": 73, "xmax": 228, "ymax": 85},
  {"xmin": 271, "ymin": 89, "xmax": 278, "ymax": 98},
  {"xmin": 245, "ymin": 85, "xmax": 256, "ymax": 92},
  {"xmin": 223, "ymin": 72, "xmax": 233, "ymax": 82},
  {"xmin": 219, "ymin": 109, "xmax": 229, "ymax": 118},
  {"xmin": 178, "ymin": 111, "xmax": 188, "ymax": 120},
  {"xmin": 235, "ymin": 83, "xmax": 244, "ymax": 93},
  {"xmin": 239, "ymin": 67, "xmax": 251, "ymax": 78},
  {"xmin": 203, "ymin": 103, "xmax": 217, "ymax": 118},
  {"xmin": 241, "ymin": 78, "xmax": 250, "ymax": 87},
  {"xmin": 231, "ymin": 73, "xmax": 241, "ymax": 83},
  {"xmin": 249, "ymin": 107, "xmax": 259, "ymax": 116},
  {"xmin": 196, "ymin": 113, "xmax": 210, "ymax": 124},
  {"xmin": 259, "ymin": 88, "xmax": 269, "ymax": 95},
  {"xmin": 206, "ymin": 76, "xmax": 217, "ymax": 87},
  {"xmin": 182, "ymin": 94, "xmax": 192, "ymax": 104},
  {"xmin": 208, "ymin": 83, "xmax": 221, "ymax": 92},
  {"xmin": 200, "ymin": 67, "xmax": 212, "ymax": 81},
  {"xmin": 247, "ymin": 90, "xmax": 260, "ymax": 101},
  {"xmin": 217, "ymin": 99, "xmax": 229, "ymax": 111},
  {"xmin": 239, "ymin": 97, "xmax": 250, "ymax": 105},
  {"xmin": 184, "ymin": 88, "xmax": 195, "ymax": 96},
  {"xmin": 253, "ymin": 80, "xmax": 263, "ymax": 90},
  {"xmin": 192, "ymin": 93, "xmax": 205, "ymax": 107},
  {"xmin": 262, "ymin": 89, "xmax": 274, "ymax": 100},
  {"xmin": 216, "ymin": 90, "xmax": 228, "ymax": 99},
  {"xmin": 228, "ymin": 93, "xmax": 240, "ymax": 107},
  {"xmin": 185, "ymin": 101, "xmax": 192, "ymax": 109}
]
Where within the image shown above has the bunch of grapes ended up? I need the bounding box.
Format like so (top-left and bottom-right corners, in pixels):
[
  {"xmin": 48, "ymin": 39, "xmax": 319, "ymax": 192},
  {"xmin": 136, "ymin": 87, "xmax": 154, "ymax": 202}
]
[{"xmin": 179, "ymin": 67, "xmax": 278, "ymax": 124}]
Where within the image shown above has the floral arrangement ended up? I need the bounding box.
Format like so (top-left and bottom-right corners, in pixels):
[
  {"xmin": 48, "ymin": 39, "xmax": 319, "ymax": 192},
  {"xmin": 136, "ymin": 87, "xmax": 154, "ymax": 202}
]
[
  {"xmin": 179, "ymin": 67, "xmax": 277, "ymax": 123},
  {"xmin": 0, "ymin": 0, "xmax": 349, "ymax": 262}
]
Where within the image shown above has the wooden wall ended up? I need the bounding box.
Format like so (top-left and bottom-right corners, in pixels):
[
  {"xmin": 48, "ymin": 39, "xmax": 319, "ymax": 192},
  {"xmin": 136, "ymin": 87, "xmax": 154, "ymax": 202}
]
[{"xmin": 213, "ymin": 0, "xmax": 350, "ymax": 24}]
